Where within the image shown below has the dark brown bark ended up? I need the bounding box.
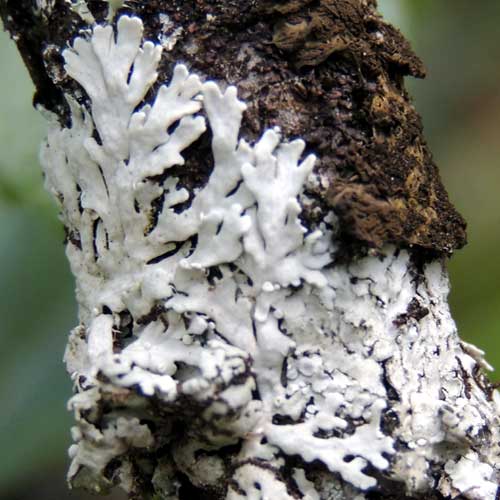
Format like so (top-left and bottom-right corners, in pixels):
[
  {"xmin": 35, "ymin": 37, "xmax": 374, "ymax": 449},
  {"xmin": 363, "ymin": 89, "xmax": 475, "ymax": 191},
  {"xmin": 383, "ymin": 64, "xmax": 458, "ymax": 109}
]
[{"xmin": 0, "ymin": 0, "xmax": 466, "ymax": 258}]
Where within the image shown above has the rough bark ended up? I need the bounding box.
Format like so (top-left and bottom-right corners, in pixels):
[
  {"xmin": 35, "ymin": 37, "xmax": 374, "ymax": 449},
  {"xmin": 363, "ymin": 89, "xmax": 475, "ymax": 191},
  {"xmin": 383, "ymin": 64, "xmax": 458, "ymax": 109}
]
[{"xmin": 1, "ymin": 1, "xmax": 498, "ymax": 499}]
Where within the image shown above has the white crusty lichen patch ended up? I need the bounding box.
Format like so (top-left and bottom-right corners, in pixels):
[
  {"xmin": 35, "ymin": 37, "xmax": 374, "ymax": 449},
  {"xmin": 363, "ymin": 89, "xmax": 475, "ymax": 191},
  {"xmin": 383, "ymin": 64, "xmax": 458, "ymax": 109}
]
[{"xmin": 40, "ymin": 15, "xmax": 500, "ymax": 499}]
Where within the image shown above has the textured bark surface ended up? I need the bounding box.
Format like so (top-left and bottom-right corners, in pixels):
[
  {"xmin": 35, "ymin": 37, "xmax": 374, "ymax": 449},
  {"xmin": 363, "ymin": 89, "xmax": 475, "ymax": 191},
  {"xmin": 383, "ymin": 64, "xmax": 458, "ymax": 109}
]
[
  {"xmin": 1, "ymin": 1, "xmax": 498, "ymax": 500},
  {"xmin": 1, "ymin": 0, "xmax": 466, "ymax": 255}
]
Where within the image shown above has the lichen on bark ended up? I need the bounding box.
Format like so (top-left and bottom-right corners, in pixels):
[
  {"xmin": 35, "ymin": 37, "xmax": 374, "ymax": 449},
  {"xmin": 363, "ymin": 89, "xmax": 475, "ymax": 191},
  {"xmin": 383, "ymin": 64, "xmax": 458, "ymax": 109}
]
[{"xmin": 0, "ymin": 1, "xmax": 498, "ymax": 499}]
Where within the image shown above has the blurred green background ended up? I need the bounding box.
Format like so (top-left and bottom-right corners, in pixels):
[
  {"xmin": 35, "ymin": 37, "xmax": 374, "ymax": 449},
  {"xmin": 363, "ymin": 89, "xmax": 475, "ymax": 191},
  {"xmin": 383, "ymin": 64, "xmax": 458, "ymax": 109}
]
[{"xmin": 0, "ymin": 1, "xmax": 498, "ymax": 498}]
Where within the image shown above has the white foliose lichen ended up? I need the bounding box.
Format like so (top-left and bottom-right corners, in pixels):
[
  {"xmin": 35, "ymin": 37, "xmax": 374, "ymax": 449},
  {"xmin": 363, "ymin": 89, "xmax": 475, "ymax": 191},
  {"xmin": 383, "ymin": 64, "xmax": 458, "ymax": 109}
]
[
  {"xmin": 65, "ymin": 0, "xmax": 95, "ymax": 24},
  {"xmin": 40, "ymin": 15, "xmax": 499, "ymax": 499}
]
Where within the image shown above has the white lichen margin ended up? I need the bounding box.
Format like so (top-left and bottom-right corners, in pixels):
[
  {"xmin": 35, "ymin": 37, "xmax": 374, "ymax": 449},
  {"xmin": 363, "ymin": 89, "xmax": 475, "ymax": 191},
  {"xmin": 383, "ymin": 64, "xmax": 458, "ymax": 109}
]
[{"xmin": 39, "ymin": 15, "xmax": 500, "ymax": 499}]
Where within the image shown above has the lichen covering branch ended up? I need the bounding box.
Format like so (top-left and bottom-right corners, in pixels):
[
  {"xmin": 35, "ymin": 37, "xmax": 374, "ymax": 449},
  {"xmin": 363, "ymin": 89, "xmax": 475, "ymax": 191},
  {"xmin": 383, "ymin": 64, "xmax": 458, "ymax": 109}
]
[{"xmin": 33, "ymin": 12, "xmax": 500, "ymax": 500}]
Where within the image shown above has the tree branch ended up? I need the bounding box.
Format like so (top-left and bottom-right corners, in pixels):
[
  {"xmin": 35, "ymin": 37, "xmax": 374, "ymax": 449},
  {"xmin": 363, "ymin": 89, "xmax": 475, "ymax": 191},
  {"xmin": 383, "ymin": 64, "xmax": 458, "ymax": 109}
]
[{"xmin": 1, "ymin": 1, "xmax": 498, "ymax": 499}]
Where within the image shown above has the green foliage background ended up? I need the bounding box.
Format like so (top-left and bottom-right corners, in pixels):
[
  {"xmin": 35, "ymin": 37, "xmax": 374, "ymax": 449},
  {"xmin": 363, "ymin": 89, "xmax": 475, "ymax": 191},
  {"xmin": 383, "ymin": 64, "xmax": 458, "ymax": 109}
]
[{"xmin": 0, "ymin": 1, "xmax": 498, "ymax": 497}]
